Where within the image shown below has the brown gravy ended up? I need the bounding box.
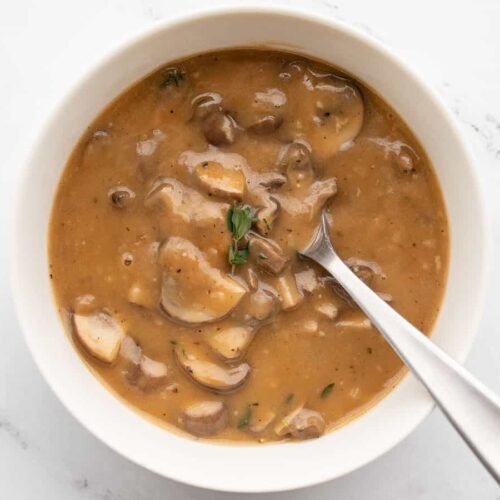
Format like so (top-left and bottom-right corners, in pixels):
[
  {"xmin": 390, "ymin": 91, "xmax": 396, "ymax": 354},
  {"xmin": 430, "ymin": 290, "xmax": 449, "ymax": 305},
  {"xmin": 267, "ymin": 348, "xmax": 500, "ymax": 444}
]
[{"xmin": 49, "ymin": 49, "xmax": 448, "ymax": 442}]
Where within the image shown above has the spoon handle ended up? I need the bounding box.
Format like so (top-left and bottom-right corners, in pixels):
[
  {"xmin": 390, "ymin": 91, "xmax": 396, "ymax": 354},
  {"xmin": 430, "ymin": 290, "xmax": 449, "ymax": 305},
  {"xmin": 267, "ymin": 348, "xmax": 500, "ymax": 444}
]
[{"xmin": 309, "ymin": 232, "xmax": 500, "ymax": 483}]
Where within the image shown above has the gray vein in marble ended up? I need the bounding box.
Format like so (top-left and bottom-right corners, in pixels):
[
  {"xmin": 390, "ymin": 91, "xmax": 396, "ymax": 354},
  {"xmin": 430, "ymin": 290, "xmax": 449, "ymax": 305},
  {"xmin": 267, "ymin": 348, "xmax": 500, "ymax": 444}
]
[
  {"xmin": 0, "ymin": 416, "xmax": 28, "ymax": 450},
  {"xmin": 315, "ymin": 0, "xmax": 385, "ymax": 42},
  {"xmin": 439, "ymin": 84, "xmax": 500, "ymax": 160}
]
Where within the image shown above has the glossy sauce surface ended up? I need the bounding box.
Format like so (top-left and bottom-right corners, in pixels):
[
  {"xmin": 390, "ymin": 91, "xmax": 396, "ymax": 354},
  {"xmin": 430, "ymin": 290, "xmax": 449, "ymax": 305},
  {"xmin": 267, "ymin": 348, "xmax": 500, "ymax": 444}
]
[{"xmin": 49, "ymin": 50, "xmax": 448, "ymax": 442}]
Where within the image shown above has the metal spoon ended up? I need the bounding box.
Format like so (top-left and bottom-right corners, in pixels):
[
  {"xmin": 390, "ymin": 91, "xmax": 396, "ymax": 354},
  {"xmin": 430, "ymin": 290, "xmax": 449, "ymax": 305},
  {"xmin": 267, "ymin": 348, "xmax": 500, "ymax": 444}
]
[{"xmin": 300, "ymin": 211, "xmax": 500, "ymax": 483}]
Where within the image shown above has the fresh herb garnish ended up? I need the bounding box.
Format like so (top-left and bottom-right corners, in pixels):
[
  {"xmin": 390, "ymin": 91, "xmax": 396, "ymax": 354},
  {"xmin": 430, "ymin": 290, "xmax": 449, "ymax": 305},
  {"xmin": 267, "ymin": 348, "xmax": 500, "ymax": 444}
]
[
  {"xmin": 228, "ymin": 246, "xmax": 250, "ymax": 265},
  {"xmin": 237, "ymin": 404, "xmax": 252, "ymax": 429},
  {"xmin": 284, "ymin": 393, "xmax": 294, "ymax": 404},
  {"xmin": 161, "ymin": 67, "xmax": 185, "ymax": 87},
  {"xmin": 227, "ymin": 204, "xmax": 255, "ymax": 271},
  {"xmin": 227, "ymin": 205, "xmax": 254, "ymax": 240},
  {"xmin": 320, "ymin": 383, "xmax": 335, "ymax": 399}
]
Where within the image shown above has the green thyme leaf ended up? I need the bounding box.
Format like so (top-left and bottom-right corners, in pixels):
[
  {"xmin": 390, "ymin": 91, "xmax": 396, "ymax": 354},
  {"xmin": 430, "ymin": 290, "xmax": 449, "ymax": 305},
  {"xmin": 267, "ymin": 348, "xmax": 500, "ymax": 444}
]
[
  {"xmin": 228, "ymin": 205, "xmax": 254, "ymax": 241},
  {"xmin": 228, "ymin": 246, "xmax": 249, "ymax": 265},
  {"xmin": 284, "ymin": 393, "xmax": 294, "ymax": 404},
  {"xmin": 161, "ymin": 67, "xmax": 185, "ymax": 87},
  {"xmin": 320, "ymin": 382, "xmax": 335, "ymax": 399},
  {"xmin": 237, "ymin": 405, "xmax": 252, "ymax": 429}
]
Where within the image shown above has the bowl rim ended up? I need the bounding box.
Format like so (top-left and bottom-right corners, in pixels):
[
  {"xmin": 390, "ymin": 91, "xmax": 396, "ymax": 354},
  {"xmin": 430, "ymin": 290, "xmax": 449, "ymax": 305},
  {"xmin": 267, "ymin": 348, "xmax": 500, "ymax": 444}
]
[{"xmin": 10, "ymin": 4, "xmax": 491, "ymax": 493}]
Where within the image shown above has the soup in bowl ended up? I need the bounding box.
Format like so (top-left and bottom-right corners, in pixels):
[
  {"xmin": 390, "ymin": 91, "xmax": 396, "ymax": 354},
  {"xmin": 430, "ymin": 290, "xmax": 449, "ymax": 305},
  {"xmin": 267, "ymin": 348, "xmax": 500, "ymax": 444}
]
[{"xmin": 12, "ymin": 7, "xmax": 488, "ymax": 492}]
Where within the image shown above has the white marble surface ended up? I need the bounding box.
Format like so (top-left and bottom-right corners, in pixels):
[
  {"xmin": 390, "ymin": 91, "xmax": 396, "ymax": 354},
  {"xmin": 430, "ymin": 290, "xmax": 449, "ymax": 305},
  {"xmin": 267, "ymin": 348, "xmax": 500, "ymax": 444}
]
[{"xmin": 1, "ymin": 0, "xmax": 500, "ymax": 498}]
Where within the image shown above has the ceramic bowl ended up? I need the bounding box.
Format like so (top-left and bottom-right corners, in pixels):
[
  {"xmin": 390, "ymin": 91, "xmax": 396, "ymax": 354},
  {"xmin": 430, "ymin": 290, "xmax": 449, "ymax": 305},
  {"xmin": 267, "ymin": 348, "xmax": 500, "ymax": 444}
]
[{"xmin": 11, "ymin": 6, "xmax": 489, "ymax": 493}]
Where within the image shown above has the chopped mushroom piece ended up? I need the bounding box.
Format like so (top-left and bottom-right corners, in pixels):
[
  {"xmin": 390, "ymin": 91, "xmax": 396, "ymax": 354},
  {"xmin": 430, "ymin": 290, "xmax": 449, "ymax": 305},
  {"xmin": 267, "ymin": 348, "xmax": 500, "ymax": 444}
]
[
  {"xmin": 145, "ymin": 177, "xmax": 228, "ymax": 228},
  {"xmin": 108, "ymin": 186, "xmax": 136, "ymax": 209},
  {"xmin": 247, "ymin": 288, "xmax": 277, "ymax": 321},
  {"xmin": 275, "ymin": 177, "xmax": 337, "ymax": 221},
  {"xmin": 244, "ymin": 267, "xmax": 259, "ymax": 290},
  {"xmin": 202, "ymin": 109, "xmax": 239, "ymax": 146},
  {"xmin": 275, "ymin": 408, "xmax": 325, "ymax": 439},
  {"xmin": 194, "ymin": 161, "xmax": 245, "ymax": 200},
  {"xmin": 278, "ymin": 142, "xmax": 314, "ymax": 186},
  {"xmin": 159, "ymin": 237, "xmax": 247, "ymax": 324},
  {"xmin": 131, "ymin": 355, "xmax": 170, "ymax": 391},
  {"xmin": 294, "ymin": 268, "xmax": 318, "ymax": 294},
  {"xmin": 204, "ymin": 324, "xmax": 254, "ymax": 362},
  {"xmin": 315, "ymin": 302, "xmax": 338, "ymax": 320},
  {"xmin": 181, "ymin": 401, "xmax": 228, "ymax": 437},
  {"xmin": 275, "ymin": 271, "xmax": 304, "ymax": 310},
  {"xmin": 174, "ymin": 346, "xmax": 251, "ymax": 393},
  {"xmin": 72, "ymin": 311, "xmax": 124, "ymax": 363},
  {"xmin": 120, "ymin": 335, "xmax": 142, "ymax": 364},
  {"xmin": 144, "ymin": 177, "xmax": 231, "ymax": 255},
  {"xmin": 254, "ymin": 196, "xmax": 280, "ymax": 236},
  {"xmin": 248, "ymin": 235, "xmax": 289, "ymax": 275},
  {"xmin": 191, "ymin": 92, "xmax": 223, "ymax": 120}
]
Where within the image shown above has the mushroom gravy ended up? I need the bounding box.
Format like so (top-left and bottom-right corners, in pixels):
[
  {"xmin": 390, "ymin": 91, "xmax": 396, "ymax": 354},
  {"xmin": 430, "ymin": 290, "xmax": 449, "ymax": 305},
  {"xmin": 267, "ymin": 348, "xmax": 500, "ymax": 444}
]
[{"xmin": 49, "ymin": 50, "xmax": 448, "ymax": 442}]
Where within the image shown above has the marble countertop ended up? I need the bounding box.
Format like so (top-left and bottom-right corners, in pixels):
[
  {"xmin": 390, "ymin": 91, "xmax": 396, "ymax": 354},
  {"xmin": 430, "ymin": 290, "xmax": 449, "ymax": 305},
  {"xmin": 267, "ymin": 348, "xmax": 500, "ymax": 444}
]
[{"xmin": 1, "ymin": 0, "xmax": 499, "ymax": 498}]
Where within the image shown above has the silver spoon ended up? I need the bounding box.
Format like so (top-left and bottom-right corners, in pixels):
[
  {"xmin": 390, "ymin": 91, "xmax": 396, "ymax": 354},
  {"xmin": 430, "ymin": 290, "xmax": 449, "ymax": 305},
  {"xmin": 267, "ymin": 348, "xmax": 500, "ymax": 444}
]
[{"xmin": 300, "ymin": 211, "xmax": 500, "ymax": 483}]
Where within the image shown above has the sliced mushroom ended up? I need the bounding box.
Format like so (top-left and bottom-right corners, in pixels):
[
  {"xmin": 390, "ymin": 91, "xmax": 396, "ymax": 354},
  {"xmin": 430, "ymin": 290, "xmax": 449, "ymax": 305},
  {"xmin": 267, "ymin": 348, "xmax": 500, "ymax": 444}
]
[
  {"xmin": 305, "ymin": 179, "xmax": 337, "ymax": 219},
  {"xmin": 174, "ymin": 346, "xmax": 251, "ymax": 393},
  {"xmin": 248, "ymin": 235, "xmax": 289, "ymax": 275},
  {"xmin": 132, "ymin": 355, "xmax": 169, "ymax": 391},
  {"xmin": 311, "ymin": 76, "xmax": 364, "ymax": 161},
  {"xmin": 159, "ymin": 237, "xmax": 247, "ymax": 324},
  {"xmin": 202, "ymin": 109, "xmax": 238, "ymax": 146},
  {"xmin": 275, "ymin": 177, "xmax": 337, "ymax": 222},
  {"xmin": 145, "ymin": 177, "xmax": 228, "ymax": 226},
  {"xmin": 237, "ymin": 88, "xmax": 286, "ymax": 133},
  {"xmin": 181, "ymin": 401, "xmax": 228, "ymax": 437},
  {"xmin": 283, "ymin": 66, "xmax": 364, "ymax": 161},
  {"xmin": 204, "ymin": 324, "xmax": 254, "ymax": 362},
  {"xmin": 194, "ymin": 161, "xmax": 245, "ymax": 200},
  {"xmin": 72, "ymin": 311, "xmax": 124, "ymax": 363},
  {"xmin": 275, "ymin": 408, "xmax": 325, "ymax": 439},
  {"xmin": 108, "ymin": 186, "xmax": 136, "ymax": 209},
  {"xmin": 275, "ymin": 270, "xmax": 304, "ymax": 311},
  {"xmin": 247, "ymin": 115, "xmax": 283, "ymax": 135},
  {"xmin": 254, "ymin": 196, "xmax": 280, "ymax": 236},
  {"xmin": 120, "ymin": 335, "xmax": 142, "ymax": 364},
  {"xmin": 191, "ymin": 92, "xmax": 223, "ymax": 121},
  {"xmin": 277, "ymin": 142, "xmax": 314, "ymax": 186},
  {"xmin": 145, "ymin": 177, "xmax": 230, "ymax": 254},
  {"xmin": 294, "ymin": 268, "xmax": 318, "ymax": 294}
]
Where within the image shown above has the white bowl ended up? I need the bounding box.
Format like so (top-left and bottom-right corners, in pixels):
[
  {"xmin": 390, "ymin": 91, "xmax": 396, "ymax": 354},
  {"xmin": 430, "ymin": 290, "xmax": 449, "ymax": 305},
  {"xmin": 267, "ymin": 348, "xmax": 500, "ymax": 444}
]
[{"xmin": 11, "ymin": 5, "xmax": 489, "ymax": 493}]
